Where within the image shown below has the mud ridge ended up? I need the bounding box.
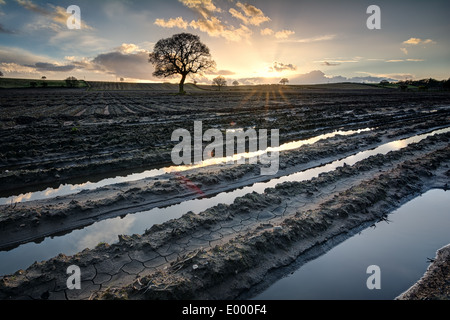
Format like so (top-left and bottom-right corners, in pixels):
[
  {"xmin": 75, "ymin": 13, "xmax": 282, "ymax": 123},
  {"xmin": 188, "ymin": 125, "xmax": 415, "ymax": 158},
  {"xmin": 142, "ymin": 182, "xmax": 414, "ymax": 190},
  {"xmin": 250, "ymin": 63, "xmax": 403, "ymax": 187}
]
[
  {"xmin": 0, "ymin": 131, "xmax": 448, "ymax": 300},
  {"xmin": 396, "ymin": 244, "xmax": 450, "ymax": 300},
  {"xmin": 0, "ymin": 125, "xmax": 447, "ymax": 251}
]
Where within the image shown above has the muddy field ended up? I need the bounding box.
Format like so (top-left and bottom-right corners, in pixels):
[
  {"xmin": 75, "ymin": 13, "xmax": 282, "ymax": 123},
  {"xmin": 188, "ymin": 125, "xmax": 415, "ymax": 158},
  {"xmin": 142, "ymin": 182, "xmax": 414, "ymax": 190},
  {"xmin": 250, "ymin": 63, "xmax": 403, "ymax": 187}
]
[{"xmin": 0, "ymin": 84, "xmax": 449, "ymax": 300}]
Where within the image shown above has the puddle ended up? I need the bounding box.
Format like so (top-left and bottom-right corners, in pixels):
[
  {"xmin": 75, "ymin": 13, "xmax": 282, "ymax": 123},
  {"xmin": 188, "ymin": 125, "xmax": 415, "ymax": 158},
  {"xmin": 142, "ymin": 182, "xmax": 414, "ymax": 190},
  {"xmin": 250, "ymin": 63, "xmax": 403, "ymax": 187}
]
[
  {"xmin": 0, "ymin": 128, "xmax": 371, "ymax": 205},
  {"xmin": 0, "ymin": 127, "xmax": 449, "ymax": 276},
  {"xmin": 252, "ymin": 189, "xmax": 450, "ymax": 300}
]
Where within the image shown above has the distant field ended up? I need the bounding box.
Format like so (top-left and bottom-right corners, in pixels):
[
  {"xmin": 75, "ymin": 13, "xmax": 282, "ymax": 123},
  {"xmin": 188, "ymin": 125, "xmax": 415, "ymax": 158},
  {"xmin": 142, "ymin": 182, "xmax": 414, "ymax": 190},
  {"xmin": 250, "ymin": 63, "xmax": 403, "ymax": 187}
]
[
  {"xmin": 0, "ymin": 78, "xmax": 88, "ymax": 89},
  {"xmin": 1, "ymin": 78, "xmax": 390, "ymax": 91}
]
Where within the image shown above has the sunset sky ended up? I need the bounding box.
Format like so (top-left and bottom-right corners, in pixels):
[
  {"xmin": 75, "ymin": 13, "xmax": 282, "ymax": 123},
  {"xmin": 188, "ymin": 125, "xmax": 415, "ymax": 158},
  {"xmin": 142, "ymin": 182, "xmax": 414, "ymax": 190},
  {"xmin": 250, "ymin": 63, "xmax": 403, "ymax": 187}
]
[{"xmin": 0, "ymin": 0, "xmax": 449, "ymax": 84}]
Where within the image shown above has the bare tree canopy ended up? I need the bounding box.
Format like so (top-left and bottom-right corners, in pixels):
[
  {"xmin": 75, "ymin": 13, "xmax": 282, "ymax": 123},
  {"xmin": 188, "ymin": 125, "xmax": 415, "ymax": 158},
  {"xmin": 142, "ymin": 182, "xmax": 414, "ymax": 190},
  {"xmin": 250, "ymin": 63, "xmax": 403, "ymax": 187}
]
[
  {"xmin": 213, "ymin": 76, "xmax": 227, "ymax": 91},
  {"xmin": 149, "ymin": 33, "xmax": 216, "ymax": 94}
]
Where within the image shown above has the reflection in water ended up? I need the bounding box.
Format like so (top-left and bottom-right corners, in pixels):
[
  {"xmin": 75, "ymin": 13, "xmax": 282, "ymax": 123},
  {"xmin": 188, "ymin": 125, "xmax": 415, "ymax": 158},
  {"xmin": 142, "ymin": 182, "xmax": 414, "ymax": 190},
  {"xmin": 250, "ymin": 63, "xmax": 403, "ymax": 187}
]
[
  {"xmin": 0, "ymin": 214, "xmax": 137, "ymax": 276},
  {"xmin": 0, "ymin": 128, "xmax": 371, "ymax": 205},
  {"xmin": 0, "ymin": 127, "xmax": 449, "ymax": 276},
  {"xmin": 164, "ymin": 128, "xmax": 371, "ymax": 173},
  {"xmin": 76, "ymin": 215, "xmax": 136, "ymax": 251},
  {"xmin": 253, "ymin": 189, "xmax": 450, "ymax": 300}
]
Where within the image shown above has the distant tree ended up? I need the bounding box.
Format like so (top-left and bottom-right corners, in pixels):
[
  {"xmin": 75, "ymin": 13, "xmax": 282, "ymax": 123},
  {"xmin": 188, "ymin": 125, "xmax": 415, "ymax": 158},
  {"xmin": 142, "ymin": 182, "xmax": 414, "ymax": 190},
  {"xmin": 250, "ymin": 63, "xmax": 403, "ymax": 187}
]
[
  {"xmin": 232, "ymin": 80, "xmax": 240, "ymax": 86},
  {"xmin": 280, "ymin": 78, "xmax": 289, "ymax": 85},
  {"xmin": 213, "ymin": 76, "xmax": 227, "ymax": 91},
  {"xmin": 379, "ymin": 80, "xmax": 389, "ymax": 86},
  {"xmin": 65, "ymin": 76, "xmax": 79, "ymax": 88},
  {"xmin": 0, "ymin": 70, "xmax": 4, "ymax": 77},
  {"xmin": 41, "ymin": 76, "xmax": 47, "ymax": 80},
  {"xmin": 444, "ymin": 78, "xmax": 450, "ymax": 91},
  {"xmin": 120, "ymin": 77, "xmax": 125, "ymax": 82},
  {"xmin": 149, "ymin": 33, "xmax": 216, "ymax": 94}
]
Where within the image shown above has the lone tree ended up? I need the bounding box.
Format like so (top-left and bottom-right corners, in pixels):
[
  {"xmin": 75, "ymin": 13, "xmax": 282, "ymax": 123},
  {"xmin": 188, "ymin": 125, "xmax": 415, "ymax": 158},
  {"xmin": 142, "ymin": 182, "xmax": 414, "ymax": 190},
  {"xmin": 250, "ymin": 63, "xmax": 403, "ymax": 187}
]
[
  {"xmin": 149, "ymin": 33, "xmax": 216, "ymax": 94},
  {"xmin": 213, "ymin": 76, "xmax": 227, "ymax": 91},
  {"xmin": 280, "ymin": 78, "xmax": 289, "ymax": 85},
  {"xmin": 232, "ymin": 80, "xmax": 239, "ymax": 86},
  {"xmin": 0, "ymin": 70, "xmax": 4, "ymax": 77}
]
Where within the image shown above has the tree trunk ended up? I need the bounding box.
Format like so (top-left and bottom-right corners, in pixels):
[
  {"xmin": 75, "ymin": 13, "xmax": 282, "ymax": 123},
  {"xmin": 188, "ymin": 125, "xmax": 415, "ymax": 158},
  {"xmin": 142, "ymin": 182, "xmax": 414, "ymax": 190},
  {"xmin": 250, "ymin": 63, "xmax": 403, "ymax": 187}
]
[{"xmin": 179, "ymin": 73, "xmax": 187, "ymax": 94}]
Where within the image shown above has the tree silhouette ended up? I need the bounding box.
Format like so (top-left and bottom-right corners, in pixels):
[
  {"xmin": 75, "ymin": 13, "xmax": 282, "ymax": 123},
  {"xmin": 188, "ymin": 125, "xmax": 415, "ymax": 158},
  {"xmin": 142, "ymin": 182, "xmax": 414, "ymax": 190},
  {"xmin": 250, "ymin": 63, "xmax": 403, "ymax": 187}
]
[
  {"xmin": 149, "ymin": 33, "xmax": 216, "ymax": 94},
  {"xmin": 443, "ymin": 78, "xmax": 450, "ymax": 91},
  {"xmin": 65, "ymin": 76, "xmax": 78, "ymax": 88},
  {"xmin": 213, "ymin": 76, "xmax": 227, "ymax": 91},
  {"xmin": 0, "ymin": 70, "xmax": 4, "ymax": 77},
  {"xmin": 280, "ymin": 78, "xmax": 289, "ymax": 85},
  {"xmin": 232, "ymin": 80, "xmax": 239, "ymax": 86}
]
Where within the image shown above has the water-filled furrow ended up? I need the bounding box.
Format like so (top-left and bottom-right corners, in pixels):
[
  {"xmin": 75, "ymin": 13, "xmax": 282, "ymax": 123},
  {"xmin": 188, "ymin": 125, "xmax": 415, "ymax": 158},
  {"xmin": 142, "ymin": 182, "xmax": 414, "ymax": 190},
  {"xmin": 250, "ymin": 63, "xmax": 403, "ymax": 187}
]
[
  {"xmin": 252, "ymin": 189, "xmax": 450, "ymax": 300},
  {"xmin": 0, "ymin": 126, "xmax": 448, "ymax": 276},
  {"xmin": 0, "ymin": 128, "xmax": 371, "ymax": 205}
]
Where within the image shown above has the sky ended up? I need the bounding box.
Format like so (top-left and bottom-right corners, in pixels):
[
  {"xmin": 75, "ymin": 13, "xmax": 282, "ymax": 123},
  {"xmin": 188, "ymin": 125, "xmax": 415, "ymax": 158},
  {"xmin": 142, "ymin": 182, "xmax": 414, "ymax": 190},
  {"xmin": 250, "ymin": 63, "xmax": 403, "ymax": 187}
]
[{"xmin": 0, "ymin": 0, "xmax": 449, "ymax": 84}]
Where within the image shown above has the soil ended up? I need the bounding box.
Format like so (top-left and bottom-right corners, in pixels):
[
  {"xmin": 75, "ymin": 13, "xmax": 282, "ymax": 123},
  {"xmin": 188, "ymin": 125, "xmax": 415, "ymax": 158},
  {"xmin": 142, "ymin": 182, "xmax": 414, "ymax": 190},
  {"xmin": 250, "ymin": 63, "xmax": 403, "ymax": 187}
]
[
  {"xmin": 396, "ymin": 244, "xmax": 450, "ymax": 300},
  {"xmin": 0, "ymin": 85, "xmax": 449, "ymax": 300}
]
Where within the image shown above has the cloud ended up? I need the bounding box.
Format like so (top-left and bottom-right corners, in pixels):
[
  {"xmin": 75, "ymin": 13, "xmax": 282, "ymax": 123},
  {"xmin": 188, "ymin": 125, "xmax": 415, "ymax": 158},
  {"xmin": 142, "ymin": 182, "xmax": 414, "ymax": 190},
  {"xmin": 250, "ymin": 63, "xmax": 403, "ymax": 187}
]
[
  {"xmin": 385, "ymin": 59, "xmax": 424, "ymax": 63},
  {"xmin": 48, "ymin": 30, "xmax": 108, "ymax": 53},
  {"xmin": 0, "ymin": 23, "xmax": 14, "ymax": 34},
  {"xmin": 189, "ymin": 17, "xmax": 252, "ymax": 42},
  {"xmin": 0, "ymin": 62, "xmax": 39, "ymax": 74},
  {"xmin": 0, "ymin": 46, "xmax": 55, "ymax": 65},
  {"xmin": 260, "ymin": 28, "xmax": 274, "ymax": 36},
  {"xmin": 403, "ymin": 37, "xmax": 436, "ymax": 45},
  {"xmin": 154, "ymin": 1, "xmax": 275, "ymax": 42},
  {"xmin": 155, "ymin": 17, "xmax": 189, "ymax": 29},
  {"xmin": 16, "ymin": 0, "xmax": 93, "ymax": 30},
  {"xmin": 290, "ymin": 70, "xmax": 403, "ymax": 84},
  {"xmin": 281, "ymin": 34, "xmax": 336, "ymax": 43},
  {"xmin": 88, "ymin": 46, "xmax": 156, "ymax": 80},
  {"xmin": 206, "ymin": 69, "xmax": 236, "ymax": 76},
  {"xmin": 154, "ymin": 9, "xmax": 253, "ymax": 42},
  {"xmin": 400, "ymin": 47, "xmax": 408, "ymax": 55},
  {"xmin": 28, "ymin": 62, "xmax": 77, "ymax": 72},
  {"xmin": 229, "ymin": 2, "xmax": 270, "ymax": 26},
  {"xmin": 270, "ymin": 62, "xmax": 297, "ymax": 72},
  {"xmin": 238, "ymin": 70, "xmax": 407, "ymax": 85},
  {"xmin": 216, "ymin": 70, "xmax": 235, "ymax": 76},
  {"xmin": 0, "ymin": 46, "xmax": 78, "ymax": 75},
  {"xmin": 0, "ymin": 44, "xmax": 156, "ymax": 81},
  {"xmin": 356, "ymin": 72, "xmax": 414, "ymax": 81},
  {"xmin": 116, "ymin": 43, "xmax": 146, "ymax": 54},
  {"xmin": 275, "ymin": 30, "xmax": 295, "ymax": 39},
  {"xmin": 16, "ymin": 0, "xmax": 48, "ymax": 15},
  {"xmin": 179, "ymin": 0, "xmax": 221, "ymax": 19},
  {"xmin": 321, "ymin": 61, "xmax": 341, "ymax": 66}
]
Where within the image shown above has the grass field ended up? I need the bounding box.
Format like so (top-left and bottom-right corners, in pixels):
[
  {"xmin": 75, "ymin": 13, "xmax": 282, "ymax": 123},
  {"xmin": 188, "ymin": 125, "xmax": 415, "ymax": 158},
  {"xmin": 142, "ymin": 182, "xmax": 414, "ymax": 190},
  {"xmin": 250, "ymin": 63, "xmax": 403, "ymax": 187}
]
[
  {"xmin": 1, "ymin": 77, "xmax": 392, "ymax": 91},
  {"xmin": 0, "ymin": 77, "xmax": 88, "ymax": 89}
]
